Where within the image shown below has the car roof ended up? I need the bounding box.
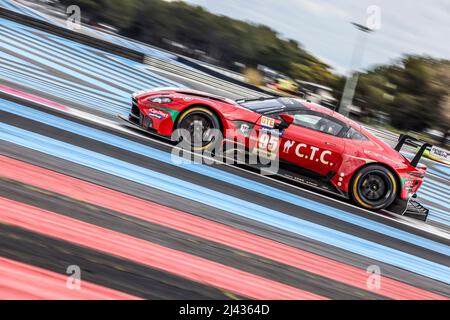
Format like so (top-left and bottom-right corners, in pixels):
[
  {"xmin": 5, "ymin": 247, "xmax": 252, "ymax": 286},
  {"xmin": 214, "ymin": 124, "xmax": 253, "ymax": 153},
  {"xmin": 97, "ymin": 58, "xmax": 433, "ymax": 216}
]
[{"xmin": 239, "ymin": 98, "xmax": 361, "ymax": 129}]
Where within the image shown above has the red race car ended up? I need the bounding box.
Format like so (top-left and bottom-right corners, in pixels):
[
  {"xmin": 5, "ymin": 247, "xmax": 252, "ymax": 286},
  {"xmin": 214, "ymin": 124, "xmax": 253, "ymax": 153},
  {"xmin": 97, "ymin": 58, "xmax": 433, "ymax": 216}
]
[{"xmin": 121, "ymin": 87, "xmax": 431, "ymax": 220}]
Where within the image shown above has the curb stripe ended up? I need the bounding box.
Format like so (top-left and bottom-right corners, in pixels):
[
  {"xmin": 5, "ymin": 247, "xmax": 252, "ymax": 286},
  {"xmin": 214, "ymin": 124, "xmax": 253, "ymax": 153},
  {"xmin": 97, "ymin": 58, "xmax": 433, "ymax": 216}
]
[
  {"xmin": 1, "ymin": 123, "xmax": 449, "ymax": 284},
  {"xmin": 0, "ymin": 257, "xmax": 140, "ymax": 300},
  {"xmin": 0, "ymin": 197, "xmax": 325, "ymax": 300},
  {"xmin": 2, "ymin": 155, "xmax": 447, "ymax": 299}
]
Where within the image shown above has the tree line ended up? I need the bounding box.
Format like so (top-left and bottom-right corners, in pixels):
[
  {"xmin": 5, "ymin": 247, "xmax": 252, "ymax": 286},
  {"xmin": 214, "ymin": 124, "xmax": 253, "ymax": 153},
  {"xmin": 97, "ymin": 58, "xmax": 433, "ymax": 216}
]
[{"xmin": 355, "ymin": 56, "xmax": 450, "ymax": 136}]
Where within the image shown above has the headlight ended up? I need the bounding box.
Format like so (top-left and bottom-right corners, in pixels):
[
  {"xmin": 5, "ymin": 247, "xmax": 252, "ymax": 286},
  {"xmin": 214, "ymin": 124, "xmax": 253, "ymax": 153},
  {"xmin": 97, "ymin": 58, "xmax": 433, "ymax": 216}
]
[{"xmin": 149, "ymin": 97, "xmax": 172, "ymax": 104}]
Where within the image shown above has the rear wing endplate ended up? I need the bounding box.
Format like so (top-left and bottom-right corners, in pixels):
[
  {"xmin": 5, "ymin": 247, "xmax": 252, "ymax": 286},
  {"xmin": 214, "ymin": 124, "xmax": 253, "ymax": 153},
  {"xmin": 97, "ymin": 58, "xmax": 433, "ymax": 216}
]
[{"xmin": 395, "ymin": 134, "xmax": 432, "ymax": 167}]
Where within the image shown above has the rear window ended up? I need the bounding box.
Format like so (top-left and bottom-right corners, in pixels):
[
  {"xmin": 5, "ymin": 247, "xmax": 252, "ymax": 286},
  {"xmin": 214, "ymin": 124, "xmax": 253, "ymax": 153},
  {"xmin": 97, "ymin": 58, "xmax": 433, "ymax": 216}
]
[{"xmin": 346, "ymin": 127, "xmax": 368, "ymax": 140}]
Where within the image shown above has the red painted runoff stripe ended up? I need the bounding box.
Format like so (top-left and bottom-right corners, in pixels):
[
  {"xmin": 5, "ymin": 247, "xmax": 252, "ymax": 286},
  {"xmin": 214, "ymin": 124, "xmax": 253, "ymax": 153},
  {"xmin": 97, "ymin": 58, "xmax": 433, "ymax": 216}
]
[
  {"xmin": 0, "ymin": 257, "xmax": 140, "ymax": 300},
  {"xmin": 0, "ymin": 196, "xmax": 325, "ymax": 300},
  {"xmin": 1, "ymin": 157, "xmax": 446, "ymax": 300},
  {"xmin": 0, "ymin": 84, "xmax": 68, "ymax": 111}
]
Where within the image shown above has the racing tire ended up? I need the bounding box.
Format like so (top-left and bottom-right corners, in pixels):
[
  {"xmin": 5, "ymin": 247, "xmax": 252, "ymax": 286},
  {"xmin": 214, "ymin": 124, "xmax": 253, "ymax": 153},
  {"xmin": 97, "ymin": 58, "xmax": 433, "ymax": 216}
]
[
  {"xmin": 175, "ymin": 107, "xmax": 222, "ymax": 152},
  {"xmin": 350, "ymin": 165, "xmax": 398, "ymax": 210}
]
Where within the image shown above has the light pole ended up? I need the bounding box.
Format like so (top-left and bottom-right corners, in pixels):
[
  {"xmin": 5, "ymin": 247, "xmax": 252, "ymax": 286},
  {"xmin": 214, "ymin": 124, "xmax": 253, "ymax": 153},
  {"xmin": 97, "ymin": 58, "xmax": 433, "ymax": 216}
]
[{"xmin": 338, "ymin": 23, "xmax": 374, "ymax": 117}]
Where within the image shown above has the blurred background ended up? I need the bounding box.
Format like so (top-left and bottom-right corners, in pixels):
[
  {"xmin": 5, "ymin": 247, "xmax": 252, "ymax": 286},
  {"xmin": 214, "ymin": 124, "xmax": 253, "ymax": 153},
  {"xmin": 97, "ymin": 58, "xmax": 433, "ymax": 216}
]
[{"xmin": 26, "ymin": 0, "xmax": 450, "ymax": 148}]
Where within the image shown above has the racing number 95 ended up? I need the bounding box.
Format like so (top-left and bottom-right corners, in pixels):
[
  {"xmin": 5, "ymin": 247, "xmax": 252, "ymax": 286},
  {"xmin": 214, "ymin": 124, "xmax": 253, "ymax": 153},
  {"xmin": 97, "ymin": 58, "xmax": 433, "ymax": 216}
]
[{"xmin": 258, "ymin": 133, "xmax": 279, "ymax": 153}]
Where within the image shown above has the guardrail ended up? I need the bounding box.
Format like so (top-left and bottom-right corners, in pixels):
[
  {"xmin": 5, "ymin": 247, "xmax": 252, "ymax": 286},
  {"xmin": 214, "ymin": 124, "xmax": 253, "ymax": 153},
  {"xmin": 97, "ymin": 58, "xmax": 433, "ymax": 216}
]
[
  {"xmin": 174, "ymin": 56, "xmax": 273, "ymax": 96},
  {"xmin": 197, "ymin": 62, "xmax": 247, "ymax": 82},
  {"xmin": 144, "ymin": 56, "xmax": 268, "ymax": 99}
]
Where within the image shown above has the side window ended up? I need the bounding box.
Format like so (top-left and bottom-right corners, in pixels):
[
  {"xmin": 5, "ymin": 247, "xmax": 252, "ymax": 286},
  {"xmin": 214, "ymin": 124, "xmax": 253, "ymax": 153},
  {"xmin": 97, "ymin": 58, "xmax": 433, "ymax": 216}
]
[
  {"xmin": 345, "ymin": 127, "xmax": 368, "ymax": 140},
  {"xmin": 291, "ymin": 112, "xmax": 345, "ymax": 137}
]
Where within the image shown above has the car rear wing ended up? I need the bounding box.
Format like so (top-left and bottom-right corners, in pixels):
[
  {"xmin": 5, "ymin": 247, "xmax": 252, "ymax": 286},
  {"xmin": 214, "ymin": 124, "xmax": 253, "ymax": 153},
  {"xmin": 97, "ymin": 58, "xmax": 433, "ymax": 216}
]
[{"xmin": 395, "ymin": 134, "xmax": 432, "ymax": 167}]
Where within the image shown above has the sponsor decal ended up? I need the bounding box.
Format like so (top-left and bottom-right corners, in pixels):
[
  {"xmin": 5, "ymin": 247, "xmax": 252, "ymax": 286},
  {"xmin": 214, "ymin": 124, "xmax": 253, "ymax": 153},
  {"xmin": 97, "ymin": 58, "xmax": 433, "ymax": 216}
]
[
  {"xmin": 283, "ymin": 140, "xmax": 295, "ymax": 153},
  {"xmin": 239, "ymin": 123, "xmax": 250, "ymax": 136},
  {"xmin": 147, "ymin": 108, "xmax": 169, "ymax": 120},
  {"xmin": 429, "ymin": 146, "xmax": 450, "ymax": 162},
  {"xmin": 260, "ymin": 127, "xmax": 284, "ymax": 137},
  {"xmin": 260, "ymin": 116, "xmax": 275, "ymax": 129},
  {"xmin": 171, "ymin": 95, "xmax": 193, "ymax": 101},
  {"xmin": 282, "ymin": 140, "xmax": 334, "ymax": 166},
  {"xmin": 402, "ymin": 178, "xmax": 416, "ymax": 191}
]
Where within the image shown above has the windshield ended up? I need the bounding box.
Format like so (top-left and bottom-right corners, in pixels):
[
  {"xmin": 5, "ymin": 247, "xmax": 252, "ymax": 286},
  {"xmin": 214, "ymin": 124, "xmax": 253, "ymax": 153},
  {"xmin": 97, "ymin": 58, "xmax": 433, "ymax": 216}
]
[{"xmin": 293, "ymin": 114, "xmax": 344, "ymax": 136}]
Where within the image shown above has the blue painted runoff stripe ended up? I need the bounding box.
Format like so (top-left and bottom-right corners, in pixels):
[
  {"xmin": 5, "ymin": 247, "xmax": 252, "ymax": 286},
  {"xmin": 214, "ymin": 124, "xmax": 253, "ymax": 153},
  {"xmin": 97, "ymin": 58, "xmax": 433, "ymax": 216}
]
[
  {"xmin": 428, "ymin": 168, "xmax": 450, "ymax": 181},
  {"xmin": 0, "ymin": 32, "xmax": 132, "ymax": 98},
  {"xmin": 1, "ymin": 122, "xmax": 449, "ymax": 284},
  {"xmin": 419, "ymin": 187, "xmax": 449, "ymax": 209},
  {"xmin": 423, "ymin": 178, "xmax": 450, "ymax": 193},
  {"xmin": 0, "ymin": 0, "xmax": 50, "ymax": 22},
  {"xmin": 0, "ymin": 18, "xmax": 182, "ymax": 89},
  {"xmin": 0, "ymin": 70, "xmax": 126, "ymax": 115},
  {"xmin": 1, "ymin": 99, "xmax": 449, "ymax": 257},
  {"xmin": 0, "ymin": 24, "xmax": 173, "ymax": 92}
]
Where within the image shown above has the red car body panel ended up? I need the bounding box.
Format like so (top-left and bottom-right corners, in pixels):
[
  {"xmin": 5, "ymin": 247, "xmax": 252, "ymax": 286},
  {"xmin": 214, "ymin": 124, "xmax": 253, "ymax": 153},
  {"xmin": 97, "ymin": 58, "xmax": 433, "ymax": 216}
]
[{"xmin": 130, "ymin": 88, "xmax": 426, "ymax": 201}]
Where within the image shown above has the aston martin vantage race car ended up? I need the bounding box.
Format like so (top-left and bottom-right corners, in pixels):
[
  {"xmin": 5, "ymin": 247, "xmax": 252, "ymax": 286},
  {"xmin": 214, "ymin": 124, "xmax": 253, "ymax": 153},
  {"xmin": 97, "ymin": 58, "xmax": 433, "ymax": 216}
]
[{"xmin": 121, "ymin": 87, "xmax": 432, "ymax": 221}]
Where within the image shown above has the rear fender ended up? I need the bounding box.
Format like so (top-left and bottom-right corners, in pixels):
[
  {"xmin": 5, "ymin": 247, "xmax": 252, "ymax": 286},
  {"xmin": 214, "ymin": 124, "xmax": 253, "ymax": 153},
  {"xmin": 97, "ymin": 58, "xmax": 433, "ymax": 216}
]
[{"xmin": 331, "ymin": 154, "xmax": 375, "ymax": 193}]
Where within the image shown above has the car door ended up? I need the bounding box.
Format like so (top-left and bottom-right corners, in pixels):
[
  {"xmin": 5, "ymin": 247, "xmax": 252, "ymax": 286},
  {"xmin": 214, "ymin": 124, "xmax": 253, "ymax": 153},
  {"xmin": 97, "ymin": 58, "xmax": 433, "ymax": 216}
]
[{"xmin": 278, "ymin": 110, "xmax": 347, "ymax": 177}]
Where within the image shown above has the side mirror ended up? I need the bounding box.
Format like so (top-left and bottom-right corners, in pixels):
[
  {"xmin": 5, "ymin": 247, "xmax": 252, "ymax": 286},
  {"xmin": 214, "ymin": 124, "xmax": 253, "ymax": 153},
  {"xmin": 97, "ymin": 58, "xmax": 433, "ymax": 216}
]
[{"xmin": 277, "ymin": 114, "xmax": 294, "ymax": 130}]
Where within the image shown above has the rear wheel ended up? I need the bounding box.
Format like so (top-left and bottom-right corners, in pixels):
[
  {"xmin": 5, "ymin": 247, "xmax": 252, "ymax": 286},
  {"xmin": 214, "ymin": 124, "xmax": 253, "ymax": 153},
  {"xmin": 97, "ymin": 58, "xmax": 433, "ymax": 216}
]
[
  {"xmin": 350, "ymin": 165, "xmax": 398, "ymax": 210},
  {"xmin": 176, "ymin": 107, "xmax": 221, "ymax": 151}
]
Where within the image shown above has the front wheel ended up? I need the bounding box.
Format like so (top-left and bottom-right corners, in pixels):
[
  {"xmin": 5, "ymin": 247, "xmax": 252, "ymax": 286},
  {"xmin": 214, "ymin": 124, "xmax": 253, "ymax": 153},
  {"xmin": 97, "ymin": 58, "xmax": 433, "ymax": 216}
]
[
  {"xmin": 350, "ymin": 165, "xmax": 398, "ymax": 210},
  {"xmin": 175, "ymin": 107, "xmax": 221, "ymax": 152}
]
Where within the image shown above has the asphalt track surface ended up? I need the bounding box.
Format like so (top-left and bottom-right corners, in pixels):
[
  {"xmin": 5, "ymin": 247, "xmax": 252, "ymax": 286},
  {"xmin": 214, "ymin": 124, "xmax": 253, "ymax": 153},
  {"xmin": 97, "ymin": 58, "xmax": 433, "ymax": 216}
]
[{"xmin": 0, "ymin": 9, "xmax": 449, "ymax": 300}]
